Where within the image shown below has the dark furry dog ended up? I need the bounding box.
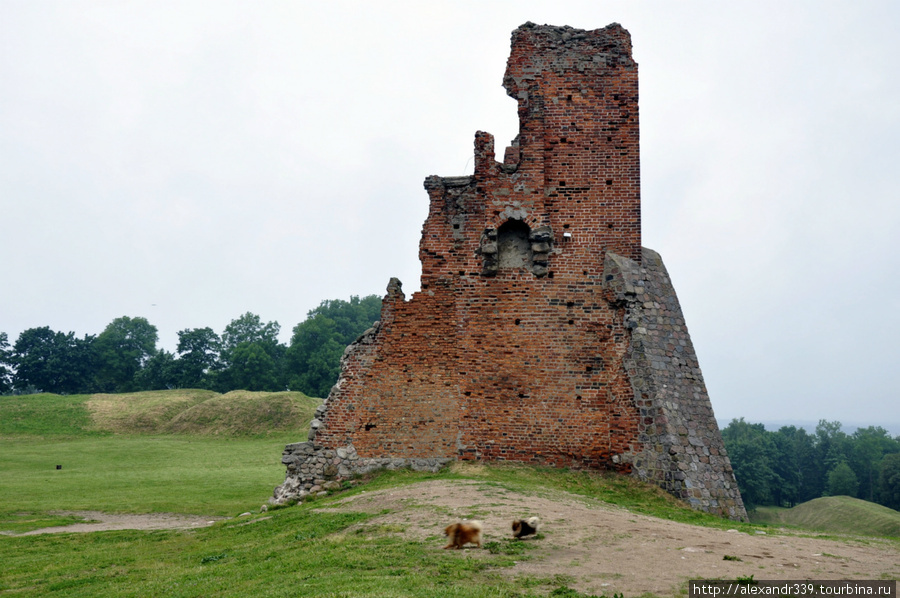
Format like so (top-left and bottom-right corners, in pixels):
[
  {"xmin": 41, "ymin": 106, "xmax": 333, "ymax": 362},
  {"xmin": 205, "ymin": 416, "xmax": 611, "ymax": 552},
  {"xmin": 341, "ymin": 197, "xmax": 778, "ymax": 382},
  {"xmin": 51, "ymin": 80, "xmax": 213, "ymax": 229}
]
[
  {"xmin": 443, "ymin": 520, "xmax": 483, "ymax": 549},
  {"xmin": 512, "ymin": 516, "xmax": 540, "ymax": 539}
]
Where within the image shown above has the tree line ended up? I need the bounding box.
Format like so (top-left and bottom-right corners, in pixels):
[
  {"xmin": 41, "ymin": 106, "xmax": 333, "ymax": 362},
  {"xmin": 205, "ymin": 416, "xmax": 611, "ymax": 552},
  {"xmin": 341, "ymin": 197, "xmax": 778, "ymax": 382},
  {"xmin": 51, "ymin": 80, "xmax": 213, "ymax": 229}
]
[
  {"xmin": 0, "ymin": 295, "xmax": 382, "ymax": 399},
  {"xmin": 721, "ymin": 418, "xmax": 900, "ymax": 511}
]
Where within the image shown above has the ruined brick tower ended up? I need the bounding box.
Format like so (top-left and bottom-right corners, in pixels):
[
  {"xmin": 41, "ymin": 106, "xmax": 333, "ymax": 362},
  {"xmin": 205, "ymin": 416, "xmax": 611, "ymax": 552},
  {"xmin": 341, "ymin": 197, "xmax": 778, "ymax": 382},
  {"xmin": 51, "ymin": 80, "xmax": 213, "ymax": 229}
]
[{"xmin": 275, "ymin": 22, "xmax": 747, "ymax": 520}]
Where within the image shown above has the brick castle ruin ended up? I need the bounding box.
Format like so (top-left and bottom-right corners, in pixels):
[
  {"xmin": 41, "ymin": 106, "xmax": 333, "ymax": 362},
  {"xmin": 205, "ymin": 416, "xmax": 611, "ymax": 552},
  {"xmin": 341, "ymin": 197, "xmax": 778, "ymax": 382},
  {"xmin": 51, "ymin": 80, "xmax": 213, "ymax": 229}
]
[{"xmin": 274, "ymin": 22, "xmax": 747, "ymax": 520}]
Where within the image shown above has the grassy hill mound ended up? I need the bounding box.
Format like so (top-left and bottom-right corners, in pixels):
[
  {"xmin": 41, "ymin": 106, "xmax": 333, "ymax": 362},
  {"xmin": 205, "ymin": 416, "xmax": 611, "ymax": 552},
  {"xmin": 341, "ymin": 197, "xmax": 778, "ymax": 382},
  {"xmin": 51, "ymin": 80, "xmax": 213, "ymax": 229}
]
[
  {"xmin": 165, "ymin": 391, "xmax": 319, "ymax": 436},
  {"xmin": 752, "ymin": 495, "xmax": 900, "ymax": 537},
  {"xmin": 0, "ymin": 390, "xmax": 320, "ymax": 437},
  {"xmin": 87, "ymin": 390, "xmax": 217, "ymax": 433}
]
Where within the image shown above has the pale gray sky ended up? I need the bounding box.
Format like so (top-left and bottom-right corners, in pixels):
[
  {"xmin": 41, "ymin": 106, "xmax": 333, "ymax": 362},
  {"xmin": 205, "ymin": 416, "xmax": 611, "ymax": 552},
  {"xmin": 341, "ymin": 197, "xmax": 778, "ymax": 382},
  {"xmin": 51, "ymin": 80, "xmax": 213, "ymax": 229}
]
[{"xmin": 2, "ymin": 1, "xmax": 898, "ymax": 430}]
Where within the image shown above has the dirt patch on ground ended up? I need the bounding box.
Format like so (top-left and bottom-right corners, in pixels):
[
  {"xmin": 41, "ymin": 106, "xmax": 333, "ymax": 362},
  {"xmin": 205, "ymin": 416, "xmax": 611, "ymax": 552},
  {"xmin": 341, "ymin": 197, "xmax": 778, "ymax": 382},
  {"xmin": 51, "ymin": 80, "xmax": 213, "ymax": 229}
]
[
  {"xmin": 321, "ymin": 479, "xmax": 900, "ymax": 597},
  {"xmin": 12, "ymin": 511, "xmax": 224, "ymax": 536}
]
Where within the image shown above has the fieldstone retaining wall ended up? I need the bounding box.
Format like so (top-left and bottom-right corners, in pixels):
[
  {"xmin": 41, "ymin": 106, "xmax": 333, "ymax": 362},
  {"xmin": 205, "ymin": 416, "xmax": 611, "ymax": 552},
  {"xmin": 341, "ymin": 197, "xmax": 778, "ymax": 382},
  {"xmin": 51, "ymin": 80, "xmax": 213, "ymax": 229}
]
[{"xmin": 273, "ymin": 441, "xmax": 450, "ymax": 503}]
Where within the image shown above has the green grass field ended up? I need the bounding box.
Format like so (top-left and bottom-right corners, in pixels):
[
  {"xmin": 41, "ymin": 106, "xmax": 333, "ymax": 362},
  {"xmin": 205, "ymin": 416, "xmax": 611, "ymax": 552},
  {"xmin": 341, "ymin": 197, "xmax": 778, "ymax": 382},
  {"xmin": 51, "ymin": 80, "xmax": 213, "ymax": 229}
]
[
  {"xmin": 0, "ymin": 391, "xmax": 726, "ymax": 597},
  {"xmin": 2, "ymin": 391, "xmax": 895, "ymax": 597},
  {"xmin": 0, "ymin": 390, "xmax": 316, "ymax": 517},
  {"xmin": 1, "ymin": 502, "xmax": 529, "ymax": 597},
  {"xmin": 0, "ymin": 434, "xmax": 298, "ymax": 516},
  {"xmin": 0, "ymin": 449, "xmax": 733, "ymax": 597}
]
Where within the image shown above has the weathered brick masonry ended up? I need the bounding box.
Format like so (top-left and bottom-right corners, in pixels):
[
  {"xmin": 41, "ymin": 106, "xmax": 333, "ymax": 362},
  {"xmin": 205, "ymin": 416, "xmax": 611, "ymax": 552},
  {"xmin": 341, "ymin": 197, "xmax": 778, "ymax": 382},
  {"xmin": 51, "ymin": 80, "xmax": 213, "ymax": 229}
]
[{"xmin": 275, "ymin": 22, "xmax": 747, "ymax": 520}]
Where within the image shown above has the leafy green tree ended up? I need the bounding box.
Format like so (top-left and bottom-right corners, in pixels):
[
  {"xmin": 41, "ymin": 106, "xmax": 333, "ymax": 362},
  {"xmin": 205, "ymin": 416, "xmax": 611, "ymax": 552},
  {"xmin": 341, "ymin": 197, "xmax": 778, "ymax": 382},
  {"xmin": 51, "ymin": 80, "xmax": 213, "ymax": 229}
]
[
  {"xmin": 224, "ymin": 342, "xmax": 279, "ymax": 391},
  {"xmin": 217, "ymin": 313, "xmax": 284, "ymax": 391},
  {"xmin": 786, "ymin": 426, "xmax": 821, "ymax": 504},
  {"xmin": 721, "ymin": 418, "xmax": 779, "ymax": 508},
  {"xmin": 826, "ymin": 461, "xmax": 859, "ymax": 497},
  {"xmin": 879, "ymin": 453, "xmax": 900, "ymax": 510},
  {"xmin": 93, "ymin": 316, "xmax": 158, "ymax": 393},
  {"xmin": 11, "ymin": 327, "xmax": 96, "ymax": 394},
  {"xmin": 286, "ymin": 315, "xmax": 345, "ymax": 397},
  {"xmin": 793, "ymin": 419, "xmax": 849, "ymax": 501},
  {"xmin": 815, "ymin": 420, "xmax": 851, "ymax": 472},
  {"xmin": 285, "ymin": 295, "xmax": 381, "ymax": 398},
  {"xmin": 176, "ymin": 327, "xmax": 220, "ymax": 389},
  {"xmin": 771, "ymin": 426, "xmax": 805, "ymax": 507},
  {"xmin": 0, "ymin": 332, "xmax": 13, "ymax": 394},
  {"xmin": 134, "ymin": 350, "xmax": 179, "ymax": 390},
  {"xmin": 221, "ymin": 313, "xmax": 280, "ymax": 359},
  {"xmin": 849, "ymin": 427, "xmax": 898, "ymax": 502}
]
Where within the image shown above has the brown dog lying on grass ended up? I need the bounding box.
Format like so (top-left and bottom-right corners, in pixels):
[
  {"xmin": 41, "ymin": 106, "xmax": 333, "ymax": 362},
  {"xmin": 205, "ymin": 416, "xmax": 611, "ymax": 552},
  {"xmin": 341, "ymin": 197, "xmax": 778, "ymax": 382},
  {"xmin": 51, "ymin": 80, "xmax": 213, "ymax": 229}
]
[
  {"xmin": 512, "ymin": 516, "xmax": 540, "ymax": 539},
  {"xmin": 443, "ymin": 521, "xmax": 483, "ymax": 549}
]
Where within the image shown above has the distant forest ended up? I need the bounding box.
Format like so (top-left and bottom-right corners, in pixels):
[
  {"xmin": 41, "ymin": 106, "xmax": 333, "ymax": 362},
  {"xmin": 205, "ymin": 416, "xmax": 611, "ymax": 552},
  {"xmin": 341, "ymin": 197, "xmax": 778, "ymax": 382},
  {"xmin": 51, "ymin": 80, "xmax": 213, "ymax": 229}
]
[
  {"xmin": 0, "ymin": 295, "xmax": 382, "ymax": 399},
  {"xmin": 721, "ymin": 418, "xmax": 900, "ymax": 512}
]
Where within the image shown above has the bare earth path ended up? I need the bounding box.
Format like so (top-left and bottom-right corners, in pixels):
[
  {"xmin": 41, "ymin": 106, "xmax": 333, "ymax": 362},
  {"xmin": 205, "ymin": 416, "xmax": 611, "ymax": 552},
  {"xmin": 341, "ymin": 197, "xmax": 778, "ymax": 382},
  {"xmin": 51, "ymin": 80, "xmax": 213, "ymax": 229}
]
[
  {"xmin": 13, "ymin": 511, "xmax": 222, "ymax": 535},
  {"xmin": 322, "ymin": 479, "xmax": 900, "ymax": 597}
]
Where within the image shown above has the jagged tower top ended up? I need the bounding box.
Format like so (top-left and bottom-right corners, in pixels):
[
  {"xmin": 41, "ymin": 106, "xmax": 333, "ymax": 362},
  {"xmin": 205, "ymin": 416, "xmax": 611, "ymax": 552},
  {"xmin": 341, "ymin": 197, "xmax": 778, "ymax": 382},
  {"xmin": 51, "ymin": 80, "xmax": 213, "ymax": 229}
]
[{"xmin": 504, "ymin": 22, "xmax": 635, "ymax": 99}]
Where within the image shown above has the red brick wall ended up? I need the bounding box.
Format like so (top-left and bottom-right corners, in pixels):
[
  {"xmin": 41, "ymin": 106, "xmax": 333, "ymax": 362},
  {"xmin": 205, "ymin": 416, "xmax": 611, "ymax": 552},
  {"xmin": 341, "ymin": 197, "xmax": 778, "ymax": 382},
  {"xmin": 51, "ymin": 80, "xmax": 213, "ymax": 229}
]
[{"xmin": 314, "ymin": 23, "xmax": 644, "ymax": 472}]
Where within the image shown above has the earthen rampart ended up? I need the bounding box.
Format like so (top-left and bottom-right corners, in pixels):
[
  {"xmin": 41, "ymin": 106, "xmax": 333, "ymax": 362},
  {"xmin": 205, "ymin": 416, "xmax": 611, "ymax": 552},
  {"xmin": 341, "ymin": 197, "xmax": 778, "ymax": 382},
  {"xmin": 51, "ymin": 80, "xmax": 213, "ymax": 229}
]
[{"xmin": 274, "ymin": 22, "xmax": 747, "ymax": 520}]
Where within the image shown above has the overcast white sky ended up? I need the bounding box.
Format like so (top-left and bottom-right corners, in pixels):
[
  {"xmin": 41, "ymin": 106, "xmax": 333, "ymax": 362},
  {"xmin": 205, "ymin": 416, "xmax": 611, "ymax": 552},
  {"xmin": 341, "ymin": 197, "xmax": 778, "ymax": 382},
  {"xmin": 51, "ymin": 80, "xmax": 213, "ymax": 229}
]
[{"xmin": 2, "ymin": 1, "xmax": 898, "ymax": 431}]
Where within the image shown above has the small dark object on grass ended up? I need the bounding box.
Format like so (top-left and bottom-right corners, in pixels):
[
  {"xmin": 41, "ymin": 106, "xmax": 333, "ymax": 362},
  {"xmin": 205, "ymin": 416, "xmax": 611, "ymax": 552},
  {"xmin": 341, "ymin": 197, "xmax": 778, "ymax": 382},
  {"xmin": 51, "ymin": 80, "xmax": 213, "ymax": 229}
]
[{"xmin": 56, "ymin": 465, "xmax": 61, "ymax": 470}]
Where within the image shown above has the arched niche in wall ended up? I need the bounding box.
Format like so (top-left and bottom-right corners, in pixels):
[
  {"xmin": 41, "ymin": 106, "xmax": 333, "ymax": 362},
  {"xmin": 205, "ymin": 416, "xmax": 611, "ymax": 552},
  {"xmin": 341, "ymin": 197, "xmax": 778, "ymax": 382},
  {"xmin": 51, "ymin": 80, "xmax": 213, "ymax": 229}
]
[{"xmin": 479, "ymin": 221, "xmax": 553, "ymax": 277}]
